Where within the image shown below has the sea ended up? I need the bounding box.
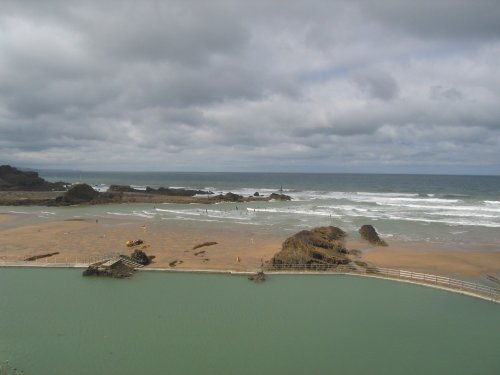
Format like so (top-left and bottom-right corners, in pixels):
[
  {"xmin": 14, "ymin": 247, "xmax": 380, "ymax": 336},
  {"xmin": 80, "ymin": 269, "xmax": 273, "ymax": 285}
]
[{"xmin": 31, "ymin": 171, "xmax": 500, "ymax": 248}]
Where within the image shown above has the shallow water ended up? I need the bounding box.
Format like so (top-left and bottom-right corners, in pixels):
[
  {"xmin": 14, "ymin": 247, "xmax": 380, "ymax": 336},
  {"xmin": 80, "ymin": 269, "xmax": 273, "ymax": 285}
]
[
  {"xmin": 0, "ymin": 268, "xmax": 498, "ymax": 375},
  {"xmin": 34, "ymin": 171, "xmax": 500, "ymax": 246}
]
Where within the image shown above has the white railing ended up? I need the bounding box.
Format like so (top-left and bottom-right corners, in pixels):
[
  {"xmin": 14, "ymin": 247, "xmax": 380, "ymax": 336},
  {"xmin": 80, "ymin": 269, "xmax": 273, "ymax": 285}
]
[
  {"xmin": 1, "ymin": 258, "xmax": 498, "ymax": 301},
  {"xmin": 264, "ymin": 264, "xmax": 499, "ymax": 302}
]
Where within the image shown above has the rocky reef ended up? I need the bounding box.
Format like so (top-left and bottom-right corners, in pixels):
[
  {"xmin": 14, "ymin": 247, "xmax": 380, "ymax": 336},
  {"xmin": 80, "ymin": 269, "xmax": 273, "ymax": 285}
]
[
  {"xmin": 0, "ymin": 167, "xmax": 293, "ymax": 206},
  {"xmin": 0, "ymin": 165, "xmax": 67, "ymax": 191},
  {"xmin": 213, "ymin": 192, "xmax": 244, "ymax": 202},
  {"xmin": 359, "ymin": 225, "xmax": 388, "ymax": 246},
  {"xmin": 108, "ymin": 184, "xmax": 211, "ymax": 196},
  {"xmin": 54, "ymin": 183, "xmax": 122, "ymax": 206},
  {"xmin": 271, "ymin": 226, "xmax": 350, "ymax": 268},
  {"xmin": 269, "ymin": 193, "xmax": 292, "ymax": 201}
]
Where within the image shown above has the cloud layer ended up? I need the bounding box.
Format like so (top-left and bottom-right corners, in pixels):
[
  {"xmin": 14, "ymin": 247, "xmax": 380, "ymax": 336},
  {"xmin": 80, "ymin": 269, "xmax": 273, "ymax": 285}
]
[{"xmin": 1, "ymin": 0, "xmax": 499, "ymax": 173}]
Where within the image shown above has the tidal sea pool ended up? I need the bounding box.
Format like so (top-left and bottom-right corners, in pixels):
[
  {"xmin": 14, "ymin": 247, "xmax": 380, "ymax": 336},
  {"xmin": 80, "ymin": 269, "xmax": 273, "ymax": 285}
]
[{"xmin": 0, "ymin": 268, "xmax": 499, "ymax": 375}]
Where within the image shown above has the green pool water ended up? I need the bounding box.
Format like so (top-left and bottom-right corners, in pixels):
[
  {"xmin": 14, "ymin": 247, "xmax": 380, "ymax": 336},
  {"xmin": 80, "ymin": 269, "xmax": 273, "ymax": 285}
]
[{"xmin": 0, "ymin": 268, "xmax": 498, "ymax": 375}]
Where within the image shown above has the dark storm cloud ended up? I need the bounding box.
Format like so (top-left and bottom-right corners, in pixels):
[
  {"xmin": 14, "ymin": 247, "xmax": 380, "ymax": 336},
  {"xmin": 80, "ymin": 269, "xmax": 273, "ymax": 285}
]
[
  {"xmin": 0, "ymin": 0, "xmax": 499, "ymax": 173},
  {"xmin": 361, "ymin": 0, "xmax": 500, "ymax": 40}
]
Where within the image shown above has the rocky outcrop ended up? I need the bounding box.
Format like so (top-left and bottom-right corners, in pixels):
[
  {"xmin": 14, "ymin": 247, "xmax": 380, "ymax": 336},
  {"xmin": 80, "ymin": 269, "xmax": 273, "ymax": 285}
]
[
  {"xmin": 146, "ymin": 186, "xmax": 211, "ymax": 196},
  {"xmin": 269, "ymin": 193, "xmax": 292, "ymax": 201},
  {"xmin": 54, "ymin": 183, "xmax": 123, "ymax": 205},
  {"xmin": 130, "ymin": 249, "xmax": 154, "ymax": 265},
  {"xmin": 271, "ymin": 226, "xmax": 349, "ymax": 267},
  {"xmin": 359, "ymin": 225, "xmax": 388, "ymax": 246},
  {"xmin": 108, "ymin": 185, "xmax": 138, "ymax": 193},
  {"xmin": 83, "ymin": 261, "xmax": 135, "ymax": 278},
  {"xmin": 213, "ymin": 192, "xmax": 244, "ymax": 202},
  {"xmin": 108, "ymin": 184, "xmax": 211, "ymax": 196},
  {"xmin": 0, "ymin": 165, "xmax": 67, "ymax": 191},
  {"xmin": 55, "ymin": 183, "xmax": 99, "ymax": 205}
]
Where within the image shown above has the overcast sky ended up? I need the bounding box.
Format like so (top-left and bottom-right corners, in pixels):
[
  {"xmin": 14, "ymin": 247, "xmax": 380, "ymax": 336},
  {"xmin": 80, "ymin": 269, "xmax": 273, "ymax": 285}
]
[{"xmin": 1, "ymin": 0, "xmax": 499, "ymax": 174}]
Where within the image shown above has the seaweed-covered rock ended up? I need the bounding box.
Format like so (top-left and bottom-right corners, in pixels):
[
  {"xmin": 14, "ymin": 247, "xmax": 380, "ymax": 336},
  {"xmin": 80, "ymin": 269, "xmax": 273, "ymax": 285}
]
[
  {"xmin": 271, "ymin": 226, "xmax": 349, "ymax": 267},
  {"xmin": 359, "ymin": 225, "xmax": 388, "ymax": 246}
]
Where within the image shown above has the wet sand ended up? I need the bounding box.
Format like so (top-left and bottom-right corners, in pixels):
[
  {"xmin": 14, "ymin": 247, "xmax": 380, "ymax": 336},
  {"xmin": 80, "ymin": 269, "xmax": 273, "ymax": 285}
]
[
  {"xmin": 0, "ymin": 213, "xmax": 281, "ymax": 271},
  {"xmin": 1, "ymin": 212, "xmax": 499, "ymax": 281},
  {"xmin": 358, "ymin": 240, "xmax": 500, "ymax": 278}
]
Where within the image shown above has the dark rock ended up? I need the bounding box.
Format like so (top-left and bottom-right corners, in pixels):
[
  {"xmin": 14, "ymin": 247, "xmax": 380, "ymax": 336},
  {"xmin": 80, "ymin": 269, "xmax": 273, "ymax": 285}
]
[
  {"xmin": 146, "ymin": 186, "xmax": 211, "ymax": 196},
  {"xmin": 358, "ymin": 225, "xmax": 388, "ymax": 246},
  {"xmin": 213, "ymin": 192, "xmax": 244, "ymax": 202},
  {"xmin": 54, "ymin": 184, "xmax": 123, "ymax": 206},
  {"xmin": 24, "ymin": 252, "xmax": 59, "ymax": 261},
  {"xmin": 248, "ymin": 271, "xmax": 266, "ymax": 282},
  {"xmin": 253, "ymin": 192, "xmax": 260, "ymax": 196},
  {"xmin": 55, "ymin": 183, "xmax": 99, "ymax": 205},
  {"xmin": 82, "ymin": 262, "xmax": 135, "ymax": 278},
  {"xmin": 0, "ymin": 165, "xmax": 68, "ymax": 191},
  {"xmin": 193, "ymin": 241, "xmax": 218, "ymax": 250},
  {"xmin": 108, "ymin": 184, "xmax": 211, "ymax": 196},
  {"xmin": 269, "ymin": 193, "xmax": 292, "ymax": 201},
  {"xmin": 224, "ymin": 192, "xmax": 243, "ymax": 201},
  {"xmin": 108, "ymin": 184, "xmax": 138, "ymax": 193},
  {"xmin": 271, "ymin": 226, "xmax": 349, "ymax": 268},
  {"xmin": 126, "ymin": 239, "xmax": 144, "ymax": 247},
  {"xmin": 130, "ymin": 249, "xmax": 152, "ymax": 265}
]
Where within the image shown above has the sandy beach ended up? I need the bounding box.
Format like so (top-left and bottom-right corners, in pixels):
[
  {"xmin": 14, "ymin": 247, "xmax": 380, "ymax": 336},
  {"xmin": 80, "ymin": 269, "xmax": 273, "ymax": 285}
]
[
  {"xmin": 0, "ymin": 212, "xmax": 281, "ymax": 271},
  {"xmin": 1, "ymin": 212, "xmax": 499, "ymax": 283}
]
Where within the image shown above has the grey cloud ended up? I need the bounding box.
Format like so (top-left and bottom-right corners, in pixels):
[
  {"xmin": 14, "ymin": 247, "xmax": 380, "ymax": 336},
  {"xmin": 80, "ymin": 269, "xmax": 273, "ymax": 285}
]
[
  {"xmin": 430, "ymin": 86, "xmax": 464, "ymax": 101},
  {"xmin": 353, "ymin": 70, "xmax": 399, "ymax": 100},
  {"xmin": 359, "ymin": 0, "xmax": 500, "ymax": 40},
  {"xmin": 0, "ymin": 0, "xmax": 499, "ymax": 173}
]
